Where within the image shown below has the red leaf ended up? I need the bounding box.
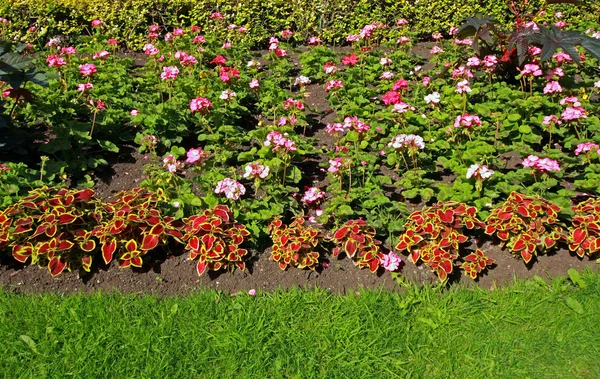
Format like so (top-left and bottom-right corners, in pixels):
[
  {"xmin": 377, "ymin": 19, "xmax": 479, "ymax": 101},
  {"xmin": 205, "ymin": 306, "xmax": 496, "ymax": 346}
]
[
  {"xmin": 572, "ymin": 228, "xmax": 587, "ymax": 245},
  {"xmin": 141, "ymin": 234, "xmax": 159, "ymax": 250},
  {"xmin": 58, "ymin": 213, "xmax": 77, "ymax": 225},
  {"xmin": 81, "ymin": 256, "xmax": 92, "ymax": 271},
  {"xmin": 130, "ymin": 257, "xmax": 143, "ymax": 267},
  {"xmin": 80, "ymin": 240, "xmax": 96, "ymax": 252},
  {"xmin": 187, "ymin": 236, "xmax": 200, "ymax": 252},
  {"xmin": 521, "ymin": 250, "xmax": 533, "ymax": 264},
  {"xmin": 49, "ymin": 257, "xmax": 67, "ymax": 277},
  {"xmin": 196, "ymin": 261, "xmax": 207, "ymax": 275},
  {"xmin": 344, "ymin": 240, "xmax": 357, "ymax": 257},
  {"xmin": 202, "ymin": 234, "xmax": 215, "ymax": 251},
  {"xmin": 368, "ymin": 259, "xmax": 379, "ymax": 273},
  {"xmin": 438, "ymin": 210, "xmax": 454, "ymax": 223},
  {"xmin": 333, "ymin": 227, "xmax": 349, "ymax": 240},
  {"xmin": 102, "ymin": 239, "xmax": 117, "ymax": 264},
  {"xmin": 213, "ymin": 207, "xmax": 230, "ymax": 222},
  {"xmin": 513, "ymin": 239, "xmax": 526, "ymax": 251},
  {"xmin": 439, "ymin": 259, "xmax": 453, "ymax": 274},
  {"xmin": 12, "ymin": 243, "xmax": 33, "ymax": 263}
]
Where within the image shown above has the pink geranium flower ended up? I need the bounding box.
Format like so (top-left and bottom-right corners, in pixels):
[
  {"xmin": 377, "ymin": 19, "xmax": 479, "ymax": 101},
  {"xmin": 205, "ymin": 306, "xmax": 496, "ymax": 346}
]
[
  {"xmin": 79, "ymin": 63, "xmax": 97, "ymax": 76},
  {"xmin": 160, "ymin": 66, "xmax": 179, "ymax": 80},
  {"xmin": 215, "ymin": 178, "xmax": 246, "ymax": 200},
  {"xmin": 379, "ymin": 252, "xmax": 401, "ymax": 271},
  {"xmin": 190, "ymin": 97, "xmax": 213, "ymax": 114}
]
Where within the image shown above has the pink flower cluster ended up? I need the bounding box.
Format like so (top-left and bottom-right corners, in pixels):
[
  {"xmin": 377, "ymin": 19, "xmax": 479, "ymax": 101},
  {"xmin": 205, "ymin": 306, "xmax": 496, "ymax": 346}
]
[
  {"xmin": 268, "ymin": 37, "xmax": 287, "ymax": 57},
  {"xmin": 46, "ymin": 55, "xmax": 67, "ymax": 68},
  {"xmin": 143, "ymin": 43, "xmax": 160, "ymax": 56},
  {"xmin": 160, "ymin": 66, "xmax": 179, "ymax": 81},
  {"xmin": 559, "ymin": 97, "xmax": 587, "ymax": 121},
  {"xmin": 214, "ymin": 178, "xmax": 246, "ymax": 200},
  {"xmin": 360, "ymin": 21, "xmax": 385, "ymax": 39},
  {"xmin": 190, "ymin": 97, "xmax": 213, "ymax": 114},
  {"xmin": 522, "ymin": 155, "xmax": 560, "ymax": 172},
  {"xmin": 519, "ymin": 64, "xmax": 542, "ymax": 77},
  {"xmin": 284, "ymin": 98, "xmax": 304, "ymax": 111},
  {"xmin": 328, "ymin": 157, "xmax": 351, "ymax": 174},
  {"xmin": 163, "ymin": 154, "xmax": 183, "ymax": 173},
  {"xmin": 175, "ymin": 51, "xmax": 198, "ymax": 66},
  {"xmin": 379, "ymin": 252, "xmax": 401, "ymax": 271},
  {"xmin": 388, "ymin": 134, "xmax": 425, "ymax": 150},
  {"xmin": 344, "ymin": 116, "xmax": 370, "ymax": 133},
  {"xmin": 466, "ymin": 164, "xmax": 494, "ymax": 180},
  {"xmin": 302, "ymin": 187, "xmax": 325, "ymax": 204},
  {"xmin": 342, "ymin": 54, "xmax": 359, "ymax": 66},
  {"xmin": 325, "ymin": 80, "xmax": 343, "ymax": 92},
  {"xmin": 391, "ymin": 102, "xmax": 415, "ymax": 114},
  {"xmin": 79, "ymin": 63, "xmax": 97, "ymax": 76},
  {"xmin": 543, "ymin": 81, "xmax": 562, "ymax": 94},
  {"xmin": 264, "ymin": 131, "xmax": 296, "ymax": 154},
  {"xmin": 243, "ymin": 162, "xmax": 270, "ymax": 179},
  {"xmin": 92, "ymin": 50, "xmax": 110, "ymax": 60},
  {"xmin": 575, "ymin": 142, "xmax": 600, "ymax": 156},
  {"xmin": 186, "ymin": 148, "xmax": 209, "ymax": 165},
  {"xmin": 453, "ymin": 114, "xmax": 482, "ymax": 130},
  {"xmin": 219, "ymin": 67, "xmax": 240, "ymax": 83},
  {"xmin": 324, "ymin": 62, "xmax": 338, "ymax": 74}
]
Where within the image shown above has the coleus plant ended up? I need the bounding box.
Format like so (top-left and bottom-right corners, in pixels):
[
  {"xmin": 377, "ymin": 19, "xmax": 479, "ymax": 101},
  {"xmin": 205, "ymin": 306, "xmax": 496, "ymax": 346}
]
[
  {"xmin": 92, "ymin": 187, "xmax": 182, "ymax": 269},
  {"xmin": 484, "ymin": 191, "xmax": 565, "ymax": 264},
  {"xmin": 0, "ymin": 186, "xmax": 98, "ymax": 276},
  {"xmin": 268, "ymin": 217, "xmax": 321, "ymax": 270},
  {"xmin": 182, "ymin": 205, "xmax": 251, "ymax": 275},
  {"xmin": 461, "ymin": 249, "xmax": 495, "ymax": 279},
  {"xmin": 567, "ymin": 198, "xmax": 600, "ymax": 258},
  {"xmin": 395, "ymin": 201, "xmax": 486, "ymax": 281},
  {"xmin": 331, "ymin": 219, "xmax": 383, "ymax": 273}
]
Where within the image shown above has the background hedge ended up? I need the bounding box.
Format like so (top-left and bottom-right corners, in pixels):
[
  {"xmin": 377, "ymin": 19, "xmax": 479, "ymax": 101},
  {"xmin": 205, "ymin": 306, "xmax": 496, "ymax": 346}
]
[{"xmin": 1, "ymin": 0, "xmax": 599, "ymax": 47}]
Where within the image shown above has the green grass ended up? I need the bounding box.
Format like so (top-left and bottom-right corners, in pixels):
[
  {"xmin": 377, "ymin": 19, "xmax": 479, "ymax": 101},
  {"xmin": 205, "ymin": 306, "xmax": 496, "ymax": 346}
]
[{"xmin": 1, "ymin": 272, "xmax": 600, "ymax": 378}]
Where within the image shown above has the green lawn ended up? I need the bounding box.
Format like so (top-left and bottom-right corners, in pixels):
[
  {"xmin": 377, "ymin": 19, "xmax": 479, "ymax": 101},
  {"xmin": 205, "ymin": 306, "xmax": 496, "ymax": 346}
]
[{"xmin": 1, "ymin": 272, "xmax": 600, "ymax": 378}]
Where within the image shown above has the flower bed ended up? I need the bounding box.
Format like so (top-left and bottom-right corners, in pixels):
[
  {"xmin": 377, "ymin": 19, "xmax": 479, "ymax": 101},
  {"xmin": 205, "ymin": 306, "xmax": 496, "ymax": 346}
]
[{"xmin": 1, "ymin": 6, "xmax": 600, "ymax": 286}]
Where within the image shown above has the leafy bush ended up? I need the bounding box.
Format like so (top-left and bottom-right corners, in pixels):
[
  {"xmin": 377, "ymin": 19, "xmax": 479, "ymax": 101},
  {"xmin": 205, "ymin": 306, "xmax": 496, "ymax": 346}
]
[
  {"xmin": 395, "ymin": 202, "xmax": 486, "ymax": 281},
  {"xmin": 331, "ymin": 219, "xmax": 383, "ymax": 272},
  {"xmin": 268, "ymin": 217, "xmax": 321, "ymax": 270},
  {"xmin": 484, "ymin": 192, "xmax": 565, "ymax": 264},
  {"xmin": 1, "ymin": 0, "xmax": 595, "ymax": 47}
]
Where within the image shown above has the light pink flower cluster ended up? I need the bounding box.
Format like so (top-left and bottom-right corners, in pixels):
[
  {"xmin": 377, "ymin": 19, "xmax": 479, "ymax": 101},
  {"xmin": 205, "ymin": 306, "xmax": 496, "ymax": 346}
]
[
  {"xmin": 243, "ymin": 162, "xmax": 270, "ymax": 179},
  {"xmin": 302, "ymin": 187, "xmax": 325, "ymax": 204},
  {"xmin": 190, "ymin": 97, "xmax": 213, "ymax": 114},
  {"xmin": 325, "ymin": 79, "xmax": 343, "ymax": 92},
  {"xmin": 466, "ymin": 56, "xmax": 481, "ymax": 67},
  {"xmin": 214, "ymin": 178, "xmax": 246, "ymax": 200},
  {"xmin": 391, "ymin": 102, "xmax": 415, "ymax": 113},
  {"xmin": 360, "ymin": 21, "xmax": 385, "ymax": 39},
  {"xmin": 432, "ymin": 32, "xmax": 443, "ymax": 40},
  {"xmin": 545, "ymin": 67, "xmax": 565, "ymax": 80},
  {"xmin": 328, "ymin": 157, "xmax": 351, "ymax": 173},
  {"xmin": 143, "ymin": 43, "xmax": 160, "ymax": 56},
  {"xmin": 60, "ymin": 46, "xmax": 76, "ymax": 55},
  {"xmin": 380, "ymin": 57, "xmax": 393, "ymax": 66},
  {"xmin": 160, "ymin": 66, "xmax": 179, "ymax": 80},
  {"xmin": 430, "ymin": 46, "xmax": 445, "ymax": 54},
  {"xmin": 91, "ymin": 20, "xmax": 104, "ymax": 28},
  {"xmin": 284, "ymin": 98, "xmax": 304, "ymax": 111},
  {"xmin": 92, "ymin": 50, "xmax": 110, "ymax": 60},
  {"xmin": 559, "ymin": 97, "xmax": 586, "ymax": 122},
  {"xmin": 396, "ymin": 19, "xmax": 408, "ymax": 26},
  {"xmin": 183, "ymin": 148, "xmax": 208, "ymax": 166},
  {"xmin": 325, "ymin": 122, "xmax": 347, "ymax": 135},
  {"xmin": 79, "ymin": 63, "xmax": 97, "ymax": 76},
  {"xmin": 397, "ymin": 36, "xmax": 410, "ymax": 45},
  {"xmin": 543, "ymin": 81, "xmax": 562, "ymax": 94},
  {"xmin": 264, "ymin": 131, "xmax": 296, "ymax": 153},
  {"xmin": 455, "ymin": 80, "xmax": 472, "ymax": 94},
  {"xmin": 453, "ymin": 38, "xmax": 473, "ymax": 46},
  {"xmin": 553, "ymin": 51, "xmax": 572, "ymax": 64},
  {"xmin": 346, "ymin": 34, "xmax": 360, "ymax": 43},
  {"xmin": 466, "ymin": 164, "xmax": 494, "ymax": 179},
  {"xmin": 163, "ymin": 154, "xmax": 183, "ymax": 173},
  {"xmin": 308, "ymin": 36, "xmax": 322, "ymax": 45},
  {"xmin": 281, "ymin": 29, "xmax": 294, "ymax": 39},
  {"xmin": 522, "ymin": 155, "xmax": 560, "ymax": 172},
  {"xmin": 575, "ymin": 142, "xmax": 600, "ymax": 156},
  {"xmin": 175, "ymin": 51, "xmax": 198, "ymax": 66},
  {"xmin": 453, "ymin": 114, "xmax": 482, "ymax": 131},
  {"xmin": 519, "ymin": 64, "xmax": 542, "ymax": 77},
  {"xmin": 388, "ymin": 134, "xmax": 425, "ymax": 150},
  {"xmin": 344, "ymin": 116, "xmax": 370, "ymax": 133},
  {"xmin": 219, "ymin": 90, "xmax": 236, "ymax": 101},
  {"xmin": 452, "ymin": 66, "xmax": 473, "ymax": 79},
  {"xmin": 379, "ymin": 252, "xmax": 401, "ymax": 271},
  {"xmin": 324, "ymin": 62, "xmax": 338, "ymax": 74},
  {"xmin": 249, "ymin": 78, "xmax": 260, "ymax": 89},
  {"xmin": 482, "ymin": 55, "xmax": 498, "ymax": 70},
  {"xmin": 380, "ymin": 71, "xmax": 394, "ymax": 80},
  {"xmin": 542, "ymin": 115, "xmax": 562, "ymax": 126},
  {"xmin": 193, "ymin": 35, "xmax": 206, "ymax": 45},
  {"xmin": 77, "ymin": 83, "xmax": 93, "ymax": 92}
]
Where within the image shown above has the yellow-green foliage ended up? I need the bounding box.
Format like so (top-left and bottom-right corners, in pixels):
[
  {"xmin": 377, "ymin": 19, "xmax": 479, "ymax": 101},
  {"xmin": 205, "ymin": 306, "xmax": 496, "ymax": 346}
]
[{"xmin": 1, "ymin": 0, "xmax": 597, "ymax": 47}]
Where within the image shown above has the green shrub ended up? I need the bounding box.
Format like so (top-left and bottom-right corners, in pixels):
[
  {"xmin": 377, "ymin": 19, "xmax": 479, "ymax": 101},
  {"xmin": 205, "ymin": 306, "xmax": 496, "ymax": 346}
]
[{"xmin": 0, "ymin": 0, "xmax": 596, "ymax": 47}]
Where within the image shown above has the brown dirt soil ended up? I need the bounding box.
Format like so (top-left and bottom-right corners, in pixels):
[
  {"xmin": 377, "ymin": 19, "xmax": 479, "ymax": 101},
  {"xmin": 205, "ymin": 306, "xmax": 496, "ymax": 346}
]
[{"xmin": 0, "ymin": 238, "xmax": 596, "ymax": 295}]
